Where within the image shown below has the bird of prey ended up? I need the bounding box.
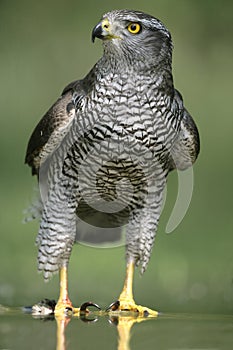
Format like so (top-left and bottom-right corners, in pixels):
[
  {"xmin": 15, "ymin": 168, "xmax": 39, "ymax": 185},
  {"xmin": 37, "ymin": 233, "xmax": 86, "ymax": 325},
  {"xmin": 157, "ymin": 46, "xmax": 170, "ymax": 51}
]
[{"xmin": 25, "ymin": 9, "xmax": 199, "ymax": 317}]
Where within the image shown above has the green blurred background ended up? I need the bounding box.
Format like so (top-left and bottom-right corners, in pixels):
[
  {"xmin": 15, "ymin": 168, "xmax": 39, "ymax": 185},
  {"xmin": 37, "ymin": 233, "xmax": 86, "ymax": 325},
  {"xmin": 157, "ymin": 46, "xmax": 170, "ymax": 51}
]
[{"xmin": 0, "ymin": 0, "xmax": 232, "ymax": 316}]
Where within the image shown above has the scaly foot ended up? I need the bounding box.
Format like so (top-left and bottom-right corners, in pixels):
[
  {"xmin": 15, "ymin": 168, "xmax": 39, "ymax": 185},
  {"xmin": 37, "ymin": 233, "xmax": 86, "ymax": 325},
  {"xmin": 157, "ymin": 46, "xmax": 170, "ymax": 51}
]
[
  {"xmin": 31, "ymin": 298, "xmax": 100, "ymax": 317},
  {"xmin": 55, "ymin": 300, "xmax": 100, "ymax": 317},
  {"xmin": 108, "ymin": 261, "xmax": 158, "ymax": 317},
  {"xmin": 106, "ymin": 299, "xmax": 158, "ymax": 317},
  {"xmin": 54, "ymin": 298, "xmax": 77, "ymax": 316}
]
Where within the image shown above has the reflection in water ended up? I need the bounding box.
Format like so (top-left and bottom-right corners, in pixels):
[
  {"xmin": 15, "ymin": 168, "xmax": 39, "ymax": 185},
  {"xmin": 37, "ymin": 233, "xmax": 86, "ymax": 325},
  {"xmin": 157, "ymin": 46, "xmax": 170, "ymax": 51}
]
[
  {"xmin": 55, "ymin": 313, "xmax": 152, "ymax": 350},
  {"xmin": 2, "ymin": 308, "xmax": 233, "ymax": 349},
  {"xmin": 56, "ymin": 315, "xmax": 71, "ymax": 350},
  {"xmin": 109, "ymin": 315, "xmax": 150, "ymax": 350}
]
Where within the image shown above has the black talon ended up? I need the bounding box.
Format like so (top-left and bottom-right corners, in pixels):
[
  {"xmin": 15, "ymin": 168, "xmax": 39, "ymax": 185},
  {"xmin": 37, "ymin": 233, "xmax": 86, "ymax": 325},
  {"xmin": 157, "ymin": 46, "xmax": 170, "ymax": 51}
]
[
  {"xmin": 80, "ymin": 302, "xmax": 101, "ymax": 323},
  {"xmin": 143, "ymin": 310, "xmax": 149, "ymax": 317},
  {"xmin": 80, "ymin": 301, "xmax": 101, "ymax": 313},
  {"xmin": 64, "ymin": 307, "xmax": 73, "ymax": 316},
  {"xmin": 106, "ymin": 300, "xmax": 120, "ymax": 312}
]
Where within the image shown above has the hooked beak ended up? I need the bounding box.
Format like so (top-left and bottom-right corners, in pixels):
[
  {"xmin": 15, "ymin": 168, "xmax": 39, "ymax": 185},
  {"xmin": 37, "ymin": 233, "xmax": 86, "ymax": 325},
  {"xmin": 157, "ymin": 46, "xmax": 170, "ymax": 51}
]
[{"xmin": 92, "ymin": 22, "xmax": 104, "ymax": 42}]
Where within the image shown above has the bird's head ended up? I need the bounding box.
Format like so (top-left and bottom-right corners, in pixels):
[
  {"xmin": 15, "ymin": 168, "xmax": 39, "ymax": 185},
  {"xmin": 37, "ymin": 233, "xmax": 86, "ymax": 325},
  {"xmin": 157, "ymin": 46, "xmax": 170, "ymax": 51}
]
[{"xmin": 92, "ymin": 9, "xmax": 173, "ymax": 70}]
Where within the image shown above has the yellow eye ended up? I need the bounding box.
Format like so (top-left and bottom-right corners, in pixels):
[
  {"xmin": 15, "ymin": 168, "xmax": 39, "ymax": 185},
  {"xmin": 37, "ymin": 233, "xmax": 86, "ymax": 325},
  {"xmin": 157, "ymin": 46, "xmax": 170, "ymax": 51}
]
[{"xmin": 127, "ymin": 23, "xmax": 141, "ymax": 34}]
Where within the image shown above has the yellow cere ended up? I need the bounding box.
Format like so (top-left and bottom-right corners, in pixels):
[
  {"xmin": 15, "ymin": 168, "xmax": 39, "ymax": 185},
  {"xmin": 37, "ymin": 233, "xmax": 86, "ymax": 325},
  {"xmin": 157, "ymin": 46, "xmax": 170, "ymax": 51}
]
[{"xmin": 101, "ymin": 18, "xmax": 111, "ymax": 31}]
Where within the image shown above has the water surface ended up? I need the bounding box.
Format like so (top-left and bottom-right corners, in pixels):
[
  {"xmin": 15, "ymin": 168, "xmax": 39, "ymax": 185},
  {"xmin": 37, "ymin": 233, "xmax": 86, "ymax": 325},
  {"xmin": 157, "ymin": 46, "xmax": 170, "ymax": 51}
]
[{"xmin": 0, "ymin": 308, "xmax": 232, "ymax": 350}]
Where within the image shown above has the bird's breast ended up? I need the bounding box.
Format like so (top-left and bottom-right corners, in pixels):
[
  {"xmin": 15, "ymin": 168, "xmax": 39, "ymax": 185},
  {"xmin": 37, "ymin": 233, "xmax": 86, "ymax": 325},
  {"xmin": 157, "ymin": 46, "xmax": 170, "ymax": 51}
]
[
  {"xmin": 62, "ymin": 78, "xmax": 177, "ymax": 211},
  {"xmin": 79, "ymin": 76, "xmax": 178, "ymax": 152}
]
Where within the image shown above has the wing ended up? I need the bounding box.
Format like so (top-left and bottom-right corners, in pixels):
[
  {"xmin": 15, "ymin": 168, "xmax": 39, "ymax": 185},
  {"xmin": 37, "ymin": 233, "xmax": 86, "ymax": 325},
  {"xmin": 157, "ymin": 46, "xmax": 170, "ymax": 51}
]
[
  {"xmin": 169, "ymin": 89, "xmax": 200, "ymax": 171},
  {"xmin": 25, "ymin": 80, "xmax": 86, "ymax": 176}
]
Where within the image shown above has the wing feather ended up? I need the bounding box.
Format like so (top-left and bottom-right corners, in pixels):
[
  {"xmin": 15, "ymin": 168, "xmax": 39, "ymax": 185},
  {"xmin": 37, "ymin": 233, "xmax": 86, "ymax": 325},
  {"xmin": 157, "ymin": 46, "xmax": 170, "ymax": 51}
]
[
  {"xmin": 25, "ymin": 80, "xmax": 85, "ymax": 175},
  {"xmin": 169, "ymin": 89, "xmax": 200, "ymax": 171}
]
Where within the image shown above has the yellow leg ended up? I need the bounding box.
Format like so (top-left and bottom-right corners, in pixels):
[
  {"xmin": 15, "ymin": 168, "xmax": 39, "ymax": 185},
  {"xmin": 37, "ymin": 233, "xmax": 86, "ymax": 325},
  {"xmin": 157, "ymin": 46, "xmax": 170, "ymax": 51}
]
[
  {"xmin": 55, "ymin": 266, "xmax": 79, "ymax": 316},
  {"xmin": 31, "ymin": 265, "xmax": 100, "ymax": 317},
  {"xmin": 108, "ymin": 260, "xmax": 158, "ymax": 317},
  {"xmin": 118, "ymin": 260, "xmax": 135, "ymax": 306}
]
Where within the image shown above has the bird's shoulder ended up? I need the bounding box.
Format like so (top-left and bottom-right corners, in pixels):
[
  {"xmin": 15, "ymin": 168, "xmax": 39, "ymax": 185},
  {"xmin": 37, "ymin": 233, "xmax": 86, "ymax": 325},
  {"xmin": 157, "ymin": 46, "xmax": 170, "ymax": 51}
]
[{"xmin": 25, "ymin": 79, "xmax": 86, "ymax": 176}]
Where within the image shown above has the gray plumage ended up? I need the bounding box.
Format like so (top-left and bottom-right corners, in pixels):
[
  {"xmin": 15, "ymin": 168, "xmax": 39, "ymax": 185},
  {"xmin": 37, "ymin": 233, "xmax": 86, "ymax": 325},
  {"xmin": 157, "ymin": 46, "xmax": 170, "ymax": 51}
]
[{"xmin": 25, "ymin": 10, "xmax": 199, "ymax": 281}]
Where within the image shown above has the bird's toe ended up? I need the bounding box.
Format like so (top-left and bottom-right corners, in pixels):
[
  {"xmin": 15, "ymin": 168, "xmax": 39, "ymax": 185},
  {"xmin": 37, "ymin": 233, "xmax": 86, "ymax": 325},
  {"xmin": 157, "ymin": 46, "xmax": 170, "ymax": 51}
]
[
  {"xmin": 54, "ymin": 300, "xmax": 75, "ymax": 317},
  {"xmin": 80, "ymin": 301, "xmax": 101, "ymax": 313},
  {"xmin": 106, "ymin": 299, "xmax": 158, "ymax": 317}
]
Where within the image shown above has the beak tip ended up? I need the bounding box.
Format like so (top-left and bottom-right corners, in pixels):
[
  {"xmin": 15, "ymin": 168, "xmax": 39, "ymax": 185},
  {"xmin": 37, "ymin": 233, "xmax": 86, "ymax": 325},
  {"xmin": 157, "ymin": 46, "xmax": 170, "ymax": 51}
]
[{"xmin": 91, "ymin": 22, "xmax": 104, "ymax": 43}]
